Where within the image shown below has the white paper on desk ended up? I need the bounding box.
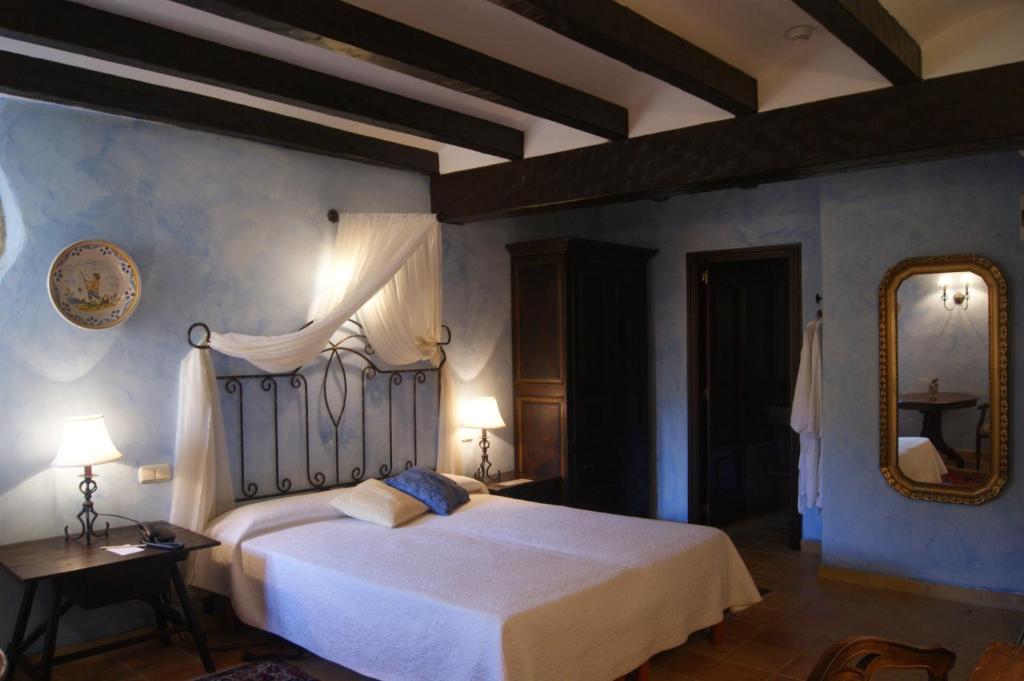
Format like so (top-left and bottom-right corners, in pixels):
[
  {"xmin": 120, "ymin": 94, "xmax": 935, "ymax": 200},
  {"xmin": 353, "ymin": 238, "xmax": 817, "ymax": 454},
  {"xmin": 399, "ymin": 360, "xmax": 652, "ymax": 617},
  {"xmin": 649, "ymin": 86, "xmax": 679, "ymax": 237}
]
[
  {"xmin": 495, "ymin": 478, "xmax": 532, "ymax": 488},
  {"xmin": 102, "ymin": 545, "xmax": 145, "ymax": 556}
]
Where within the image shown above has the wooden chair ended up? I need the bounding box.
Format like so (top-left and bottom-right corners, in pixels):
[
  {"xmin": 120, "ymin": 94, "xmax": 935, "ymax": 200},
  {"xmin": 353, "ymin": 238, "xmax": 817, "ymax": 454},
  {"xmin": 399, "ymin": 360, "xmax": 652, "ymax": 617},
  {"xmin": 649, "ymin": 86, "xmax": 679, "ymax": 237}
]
[
  {"xmin": 975, "ymin": 403, "xmax": 990, "ymax": 471},
  {"xmin": 808, "ymin": 636, "xmax": 956, "ymax": 680}
]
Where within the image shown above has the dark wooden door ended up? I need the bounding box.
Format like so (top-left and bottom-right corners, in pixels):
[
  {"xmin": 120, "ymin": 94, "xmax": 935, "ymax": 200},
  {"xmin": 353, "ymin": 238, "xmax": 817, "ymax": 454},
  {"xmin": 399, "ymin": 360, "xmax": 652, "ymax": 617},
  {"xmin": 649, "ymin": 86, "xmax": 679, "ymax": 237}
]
[
  {"xmin": 688, "ymin": 246, "xmax": 802, "ymax": 548},
  {"xmin": 705, "ymin": 270, "xmax": 746, "ymax": 524}
]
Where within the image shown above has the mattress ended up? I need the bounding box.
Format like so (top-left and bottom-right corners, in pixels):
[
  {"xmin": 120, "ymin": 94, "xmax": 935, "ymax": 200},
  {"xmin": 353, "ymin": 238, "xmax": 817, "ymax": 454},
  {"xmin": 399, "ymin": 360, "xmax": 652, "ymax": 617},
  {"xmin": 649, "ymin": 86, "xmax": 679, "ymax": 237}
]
[{"xmin": 193, "ymin": 490, "xmax": 760, "ymax": 681}]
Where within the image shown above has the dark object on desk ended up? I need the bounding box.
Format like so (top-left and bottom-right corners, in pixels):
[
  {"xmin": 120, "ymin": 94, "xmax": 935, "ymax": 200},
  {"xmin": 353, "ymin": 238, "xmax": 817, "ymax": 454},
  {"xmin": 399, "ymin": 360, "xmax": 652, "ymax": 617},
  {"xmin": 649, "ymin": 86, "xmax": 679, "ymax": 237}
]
[
  {"xmin": 808, "ymin": 636, "xmax": 956, "ymax": 680},
  {"xmin": 61, "ymin": 465, "xmax": 112, "ymax": 546},
  {"xmin": 508, "ymin": 238, "xmax": 655, "ymax": 516},
  {"xmin": 898, "ymin": 392, "xmax": 979, "ymax": 468},
  {"xmin": 139, "ymin": 520, "xmax": 176, "ymax": 544},
  {"xmin": 486, "ymin": 472, "xmax": 563, "ymax": 505},
  {"xmin": 473, "ymin": 431, "xmax": 497, "ymax": 482},
  {"xmin": 0, "ymin": 523, "xmax": 219, "ymax": 681}
]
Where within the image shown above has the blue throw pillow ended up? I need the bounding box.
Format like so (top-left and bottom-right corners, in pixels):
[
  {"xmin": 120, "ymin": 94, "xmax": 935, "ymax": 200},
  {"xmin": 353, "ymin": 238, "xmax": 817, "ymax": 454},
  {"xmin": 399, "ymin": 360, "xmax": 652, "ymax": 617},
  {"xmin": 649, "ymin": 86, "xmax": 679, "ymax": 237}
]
[{"xmin": 385, "ymin": 467, "xmax": 469, "ymax": 515}]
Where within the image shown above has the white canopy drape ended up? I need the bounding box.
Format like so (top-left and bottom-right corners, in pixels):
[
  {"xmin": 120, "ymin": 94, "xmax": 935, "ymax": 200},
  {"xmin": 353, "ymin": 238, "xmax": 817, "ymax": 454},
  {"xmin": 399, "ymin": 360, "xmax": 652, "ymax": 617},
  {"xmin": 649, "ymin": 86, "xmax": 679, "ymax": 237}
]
[{"xmin": 170, "ymin": 214, "xmax": 459, "ymax": 532}]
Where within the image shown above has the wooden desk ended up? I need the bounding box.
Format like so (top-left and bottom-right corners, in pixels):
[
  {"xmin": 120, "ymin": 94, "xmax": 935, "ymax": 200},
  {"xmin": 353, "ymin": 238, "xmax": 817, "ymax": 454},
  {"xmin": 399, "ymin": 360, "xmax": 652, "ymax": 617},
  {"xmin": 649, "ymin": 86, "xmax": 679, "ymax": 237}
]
[
  {"xmin": 0, "ymin": 524, "xmax": 218, "ymax": 681},
  {"xmin": 898, "ymin": 392, "xmax": 978, "ymax": 467}
]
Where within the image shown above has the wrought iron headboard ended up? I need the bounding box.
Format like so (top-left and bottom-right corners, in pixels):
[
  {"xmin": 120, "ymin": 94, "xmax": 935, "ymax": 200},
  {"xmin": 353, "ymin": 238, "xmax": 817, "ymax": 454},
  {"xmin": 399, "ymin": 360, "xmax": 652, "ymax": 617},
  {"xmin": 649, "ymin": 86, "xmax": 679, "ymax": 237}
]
[{"xmin": 187, "ymin": 320, "xmax": 450, "ymax": 502}]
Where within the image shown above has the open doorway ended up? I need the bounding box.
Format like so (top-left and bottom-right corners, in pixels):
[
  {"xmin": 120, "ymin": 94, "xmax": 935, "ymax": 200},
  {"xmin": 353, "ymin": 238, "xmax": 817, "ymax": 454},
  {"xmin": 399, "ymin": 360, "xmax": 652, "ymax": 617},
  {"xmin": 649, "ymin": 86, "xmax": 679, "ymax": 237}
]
[{"xmin": 686, "ymin": 245, "xmax": 803, "ymax": 550}]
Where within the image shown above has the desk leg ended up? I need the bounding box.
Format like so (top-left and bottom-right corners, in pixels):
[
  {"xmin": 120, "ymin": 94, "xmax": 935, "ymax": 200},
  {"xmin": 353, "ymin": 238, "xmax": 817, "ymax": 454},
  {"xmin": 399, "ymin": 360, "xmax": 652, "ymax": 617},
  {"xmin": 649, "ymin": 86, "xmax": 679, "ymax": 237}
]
[
  {"xmin": 169, "ymin": 563, "xmax": 215, "ymax": 673},
  {"xmin": 4, "ymin": 581, "xmax": 37, "ymax": 681},
  {"xmin": 39, "ymin": 578, "xmax": 63, "ymax": 681},
  {"xmin": 921, "ymin": 411, "xmax": 965, "ymax": 468},
  {"xmin": 152, "ymin": 595, "xmax": 171, "ymax": 646}
]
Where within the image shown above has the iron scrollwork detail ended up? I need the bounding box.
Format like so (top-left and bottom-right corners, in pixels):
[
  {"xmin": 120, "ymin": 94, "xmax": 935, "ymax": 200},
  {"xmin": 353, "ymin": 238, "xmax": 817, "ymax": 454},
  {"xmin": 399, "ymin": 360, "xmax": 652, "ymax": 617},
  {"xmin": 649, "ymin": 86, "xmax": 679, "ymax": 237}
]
[{"xmin": 213, "ymin": 322, "xmax": 447, "ymax": 502}]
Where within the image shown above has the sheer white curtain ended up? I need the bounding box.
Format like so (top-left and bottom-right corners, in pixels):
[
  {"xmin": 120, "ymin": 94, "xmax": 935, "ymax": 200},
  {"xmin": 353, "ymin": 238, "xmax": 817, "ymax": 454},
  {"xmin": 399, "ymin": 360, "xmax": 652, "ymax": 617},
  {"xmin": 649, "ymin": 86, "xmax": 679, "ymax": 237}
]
[
  {"xmin": 170, "ymin": 214, "xmax": 455, "ymax": 532},
  {"xmin": 357, "ymin": 227, "xmax": 461, "ymax": 476},
  {"xmin": 215, "ymin": 214, "xmax": 436, "ymax": 373}
]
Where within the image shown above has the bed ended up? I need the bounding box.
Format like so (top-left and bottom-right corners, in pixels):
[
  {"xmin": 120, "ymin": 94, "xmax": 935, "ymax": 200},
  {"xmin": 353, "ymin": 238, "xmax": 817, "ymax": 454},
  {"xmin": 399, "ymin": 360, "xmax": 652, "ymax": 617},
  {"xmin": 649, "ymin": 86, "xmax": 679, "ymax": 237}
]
[
  {"xmin": 898, "ymin": 436, "xmax": 949, "ymax": 484},
  {"xmin": 187, "ymin": 326, "xmax": 760, "ymax": 680},
  {"xmin": 193, "ymin": 486, "xmax": 760, "ymax": 681}
]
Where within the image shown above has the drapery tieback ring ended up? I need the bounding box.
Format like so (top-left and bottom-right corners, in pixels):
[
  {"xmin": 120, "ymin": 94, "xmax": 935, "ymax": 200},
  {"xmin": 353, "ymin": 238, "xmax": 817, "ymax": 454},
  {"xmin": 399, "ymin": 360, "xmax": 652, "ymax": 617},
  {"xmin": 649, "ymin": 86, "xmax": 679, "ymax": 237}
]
[{"xmin": 188, "ymin": 322, "xmax": 212, "ymax": 349}]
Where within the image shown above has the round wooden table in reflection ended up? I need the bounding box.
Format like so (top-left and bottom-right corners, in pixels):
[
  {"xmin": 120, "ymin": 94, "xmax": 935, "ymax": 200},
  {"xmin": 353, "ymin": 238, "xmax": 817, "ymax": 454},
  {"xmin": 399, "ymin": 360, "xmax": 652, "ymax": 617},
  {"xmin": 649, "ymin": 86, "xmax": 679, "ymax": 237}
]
[{"xmin": 898, "ymin": 392, "xmax": 979, "ymax": 468}]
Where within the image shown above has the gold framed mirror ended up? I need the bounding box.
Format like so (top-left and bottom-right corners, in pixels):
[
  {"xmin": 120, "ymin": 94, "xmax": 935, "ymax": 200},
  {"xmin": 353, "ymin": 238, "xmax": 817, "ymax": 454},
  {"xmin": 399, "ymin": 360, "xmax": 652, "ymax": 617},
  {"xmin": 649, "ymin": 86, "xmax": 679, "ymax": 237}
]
[{"xmin": 879, "ymin": 254, "xmax": 1008, "ymax": 504}]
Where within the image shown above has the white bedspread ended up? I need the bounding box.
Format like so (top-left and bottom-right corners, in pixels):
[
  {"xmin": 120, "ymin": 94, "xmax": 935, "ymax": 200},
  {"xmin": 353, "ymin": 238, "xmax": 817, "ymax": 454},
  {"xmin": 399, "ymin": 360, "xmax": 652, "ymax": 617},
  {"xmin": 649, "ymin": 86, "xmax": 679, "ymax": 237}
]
[{"xmin": 194, "ymin": 492, "xmax": 760, "ymax": 681}]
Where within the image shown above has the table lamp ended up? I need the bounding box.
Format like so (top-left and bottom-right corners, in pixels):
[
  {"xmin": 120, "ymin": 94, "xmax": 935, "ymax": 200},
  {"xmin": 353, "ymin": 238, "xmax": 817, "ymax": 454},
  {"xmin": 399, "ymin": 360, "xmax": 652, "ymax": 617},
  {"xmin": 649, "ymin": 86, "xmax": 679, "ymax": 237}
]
[
  {"xmin": 463, "ymin": 397, "xmax": 506, "ymax": 482},
  {"xmin": 51, "ymin": 415, "xmax": 123, "ymax": 545}
]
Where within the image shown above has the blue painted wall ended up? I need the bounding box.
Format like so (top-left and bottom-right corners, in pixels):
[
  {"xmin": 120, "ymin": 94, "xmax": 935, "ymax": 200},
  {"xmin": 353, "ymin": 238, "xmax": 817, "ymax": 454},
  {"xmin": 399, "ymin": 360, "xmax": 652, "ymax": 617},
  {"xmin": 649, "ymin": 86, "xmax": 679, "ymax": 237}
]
[
  {"xmin": 820, "ymin": 153, "xmax": 1024, "ymax": 593},
  {"xmin": 0, "ymin": 95, "xmax": 430, "ymax": 644}
]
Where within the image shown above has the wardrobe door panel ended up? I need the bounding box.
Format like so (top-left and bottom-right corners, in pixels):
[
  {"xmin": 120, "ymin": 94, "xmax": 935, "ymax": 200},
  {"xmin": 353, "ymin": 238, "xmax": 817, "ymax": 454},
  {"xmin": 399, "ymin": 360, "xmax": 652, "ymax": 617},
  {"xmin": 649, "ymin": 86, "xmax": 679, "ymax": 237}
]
[
  {"xmin": 513, "ymin": 257, "xmax": 564, "ymax": 385},
  {"xmin": 516, "ymin": 397, "xmax": 564, "ymax": 480}
]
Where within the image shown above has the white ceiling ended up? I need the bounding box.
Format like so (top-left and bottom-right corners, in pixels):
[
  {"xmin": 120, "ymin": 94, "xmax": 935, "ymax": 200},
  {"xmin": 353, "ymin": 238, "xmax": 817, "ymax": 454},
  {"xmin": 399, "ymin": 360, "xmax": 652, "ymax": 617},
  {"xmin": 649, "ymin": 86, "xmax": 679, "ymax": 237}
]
[{"xmin": 5, "ymin": 0, "xmax": 1022, "ymax": 173}]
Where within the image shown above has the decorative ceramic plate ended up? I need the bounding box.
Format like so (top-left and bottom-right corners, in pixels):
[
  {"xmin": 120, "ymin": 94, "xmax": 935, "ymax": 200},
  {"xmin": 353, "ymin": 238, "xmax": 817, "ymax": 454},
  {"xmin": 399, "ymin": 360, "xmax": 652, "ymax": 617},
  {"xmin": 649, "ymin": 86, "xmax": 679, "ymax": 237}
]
[{"xmin": 48, "ymin": 240, "xmax": 141, "ymax": 329}]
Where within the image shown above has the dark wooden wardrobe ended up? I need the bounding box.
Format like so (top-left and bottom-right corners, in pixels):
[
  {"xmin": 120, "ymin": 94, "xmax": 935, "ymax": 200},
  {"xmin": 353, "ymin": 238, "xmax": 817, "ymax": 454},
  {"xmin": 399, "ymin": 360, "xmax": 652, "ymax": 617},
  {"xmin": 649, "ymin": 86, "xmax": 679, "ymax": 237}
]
[{"xmin": 507, "ymin": 238, "xmax": 655, "ymax": 517}]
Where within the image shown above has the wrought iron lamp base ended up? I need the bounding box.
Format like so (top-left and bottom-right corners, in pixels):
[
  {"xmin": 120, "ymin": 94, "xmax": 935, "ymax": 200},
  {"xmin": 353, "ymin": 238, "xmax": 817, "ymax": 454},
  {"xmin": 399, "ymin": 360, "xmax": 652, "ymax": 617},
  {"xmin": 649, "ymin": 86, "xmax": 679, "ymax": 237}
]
[
  {"xmin": 64, "ymin": 466, "xmax": 110, "ymax": 546},
  {"xmin": 473, "ymin": 430, "xmax": 499, "ymax": 482}
]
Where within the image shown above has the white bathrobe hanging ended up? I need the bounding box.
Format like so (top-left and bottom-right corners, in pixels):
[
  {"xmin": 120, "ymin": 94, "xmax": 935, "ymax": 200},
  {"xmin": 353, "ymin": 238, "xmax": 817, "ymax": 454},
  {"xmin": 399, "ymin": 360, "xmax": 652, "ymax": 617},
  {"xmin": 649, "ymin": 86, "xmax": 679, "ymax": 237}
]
[{"xmin": 791, "ymin": 319, "xmax": 823, "ymax": 513}]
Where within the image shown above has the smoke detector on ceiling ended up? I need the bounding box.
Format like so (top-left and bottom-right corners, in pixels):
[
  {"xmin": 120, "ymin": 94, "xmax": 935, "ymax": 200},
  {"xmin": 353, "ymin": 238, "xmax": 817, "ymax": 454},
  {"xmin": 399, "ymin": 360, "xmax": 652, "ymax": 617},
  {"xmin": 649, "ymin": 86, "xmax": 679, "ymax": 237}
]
[{"xmin": 785, "ymin": 25, "xmax": 814, "ymax": 42}]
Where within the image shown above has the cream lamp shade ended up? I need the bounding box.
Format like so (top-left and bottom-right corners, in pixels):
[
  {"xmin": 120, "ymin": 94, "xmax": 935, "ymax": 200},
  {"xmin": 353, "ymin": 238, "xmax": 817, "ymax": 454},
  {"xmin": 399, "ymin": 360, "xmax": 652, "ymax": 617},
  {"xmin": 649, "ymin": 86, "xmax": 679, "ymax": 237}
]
[
  {"xmin": 51, "ymin": 415, "xmax": 124, "ymax": 468},
  {"xmin": 462, "ymin": 397, "xmax": 506, "ymax": 430}
]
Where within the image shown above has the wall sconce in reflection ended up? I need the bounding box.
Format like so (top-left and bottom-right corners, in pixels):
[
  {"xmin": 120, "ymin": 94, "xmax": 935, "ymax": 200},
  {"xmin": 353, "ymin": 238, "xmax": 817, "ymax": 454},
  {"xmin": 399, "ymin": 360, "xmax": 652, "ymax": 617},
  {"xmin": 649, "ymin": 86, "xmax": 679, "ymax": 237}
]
[{"xmin": 938, "ymin": 273, "xmax": 970, "ymax": 311}]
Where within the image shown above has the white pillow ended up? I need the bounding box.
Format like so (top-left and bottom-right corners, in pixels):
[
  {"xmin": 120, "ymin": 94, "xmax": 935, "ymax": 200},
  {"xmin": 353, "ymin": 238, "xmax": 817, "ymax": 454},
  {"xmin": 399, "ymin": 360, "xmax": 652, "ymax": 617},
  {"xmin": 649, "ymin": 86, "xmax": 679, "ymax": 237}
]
[
  {"xmin": 330, "ymin": 479, "xmax": 428, "ymax": 528},
  {"xmin": 443, "ymin": 473, "xmax": 490, "ymax": 495}
]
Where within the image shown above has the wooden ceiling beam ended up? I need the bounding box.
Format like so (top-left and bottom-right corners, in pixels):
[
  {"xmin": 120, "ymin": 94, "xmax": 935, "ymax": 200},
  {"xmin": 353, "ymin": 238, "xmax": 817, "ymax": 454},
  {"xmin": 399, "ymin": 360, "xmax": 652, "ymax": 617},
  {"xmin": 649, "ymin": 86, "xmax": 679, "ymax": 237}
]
[
  {"xmin": 486, "ymin": 0, "xmax": 757, "ymax": 116},
  {"xmin": 792, "ymin": 0, "xmax": 921, "ymax": 84},
  {"xmin": 174, "ymin": 0, "xmax": 628, "ymax": 140},
  {"xmin": 431, "ymin": 62, "xmax": 1024, "ymax": 222},
  {"xmin": 0, "ymin": 0, "xmax": 522, "ymax": 159},
  {"xmin": 0, "ymin": 51, "xmax": 439, "ymax": 174}
]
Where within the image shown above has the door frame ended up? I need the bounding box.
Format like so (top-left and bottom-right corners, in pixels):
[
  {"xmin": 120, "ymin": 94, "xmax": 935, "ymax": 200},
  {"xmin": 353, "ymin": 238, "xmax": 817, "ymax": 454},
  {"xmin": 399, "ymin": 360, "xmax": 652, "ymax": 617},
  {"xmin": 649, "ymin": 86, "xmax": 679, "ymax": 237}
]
[{"xmin": 685, "ymin": 243, "xmax": 804, "ymax": 549}]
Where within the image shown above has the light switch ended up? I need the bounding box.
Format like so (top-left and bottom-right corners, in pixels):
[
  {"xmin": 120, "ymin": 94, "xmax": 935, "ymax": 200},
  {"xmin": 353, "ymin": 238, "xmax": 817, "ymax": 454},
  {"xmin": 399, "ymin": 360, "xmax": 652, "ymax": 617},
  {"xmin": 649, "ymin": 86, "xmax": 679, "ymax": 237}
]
[{"xmin": 138, "ymin": 463, "xmax": 172, "ymax": 484}]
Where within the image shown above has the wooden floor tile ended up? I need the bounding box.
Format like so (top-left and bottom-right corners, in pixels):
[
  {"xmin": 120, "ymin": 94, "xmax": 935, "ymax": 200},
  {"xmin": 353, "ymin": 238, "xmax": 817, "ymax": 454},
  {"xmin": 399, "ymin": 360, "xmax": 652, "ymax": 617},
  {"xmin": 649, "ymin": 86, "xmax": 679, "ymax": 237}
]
[{"xmin": 724, "ymin": 641, "xmax": 801, "ymax": 673}]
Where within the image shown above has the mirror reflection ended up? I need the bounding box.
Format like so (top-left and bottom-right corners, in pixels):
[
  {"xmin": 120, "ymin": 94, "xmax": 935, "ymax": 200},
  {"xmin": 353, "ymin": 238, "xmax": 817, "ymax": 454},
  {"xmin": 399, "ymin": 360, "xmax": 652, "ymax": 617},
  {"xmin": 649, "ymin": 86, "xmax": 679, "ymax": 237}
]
[{"xmin": 896, "ymin": 271, "xmax": 989, "ymax": 489}]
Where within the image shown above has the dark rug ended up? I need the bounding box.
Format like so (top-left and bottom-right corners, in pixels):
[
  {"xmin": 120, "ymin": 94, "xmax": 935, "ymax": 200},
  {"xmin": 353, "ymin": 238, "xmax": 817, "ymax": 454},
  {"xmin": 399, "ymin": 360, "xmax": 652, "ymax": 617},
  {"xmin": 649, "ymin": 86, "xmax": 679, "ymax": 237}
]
[
  {"xmin": 942, "ymin": 469, "xmax": 986, "ymax": 487},
  {"xmin": 194, "ymin": 661, "xmax": 319, "ymax": 681}
]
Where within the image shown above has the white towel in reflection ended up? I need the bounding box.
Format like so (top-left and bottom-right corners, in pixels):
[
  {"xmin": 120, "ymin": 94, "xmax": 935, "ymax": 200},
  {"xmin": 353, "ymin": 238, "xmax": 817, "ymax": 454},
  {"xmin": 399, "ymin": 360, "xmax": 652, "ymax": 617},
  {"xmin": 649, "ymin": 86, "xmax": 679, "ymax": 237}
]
[{"xmin": 791, "ymin": 319, "xmax": 822, "ymax": 513}]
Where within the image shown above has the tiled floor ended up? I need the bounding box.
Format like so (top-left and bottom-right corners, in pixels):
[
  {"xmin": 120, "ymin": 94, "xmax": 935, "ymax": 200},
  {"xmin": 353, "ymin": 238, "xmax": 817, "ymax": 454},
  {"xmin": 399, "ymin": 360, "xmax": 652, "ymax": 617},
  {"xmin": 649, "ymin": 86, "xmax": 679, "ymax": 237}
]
[
  {"xmin": 648, "ymin": 511, "xmax": 1021, "ymax": 681},
  {"xmin": 14, "ymin": 511, "xmax": 1021, "ymax": 681}
]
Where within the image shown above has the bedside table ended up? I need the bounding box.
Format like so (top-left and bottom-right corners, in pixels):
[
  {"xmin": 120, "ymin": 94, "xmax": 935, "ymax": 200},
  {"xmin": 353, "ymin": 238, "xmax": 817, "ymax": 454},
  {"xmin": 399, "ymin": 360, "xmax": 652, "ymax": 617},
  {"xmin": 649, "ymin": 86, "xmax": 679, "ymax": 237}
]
[
  {"xmin": 0, "ymin": 523, "xmax": 219, "ymax": 681},
  {"xmin": 485, "ymin": 472, "xmax": 563, "ymax": 504}
]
